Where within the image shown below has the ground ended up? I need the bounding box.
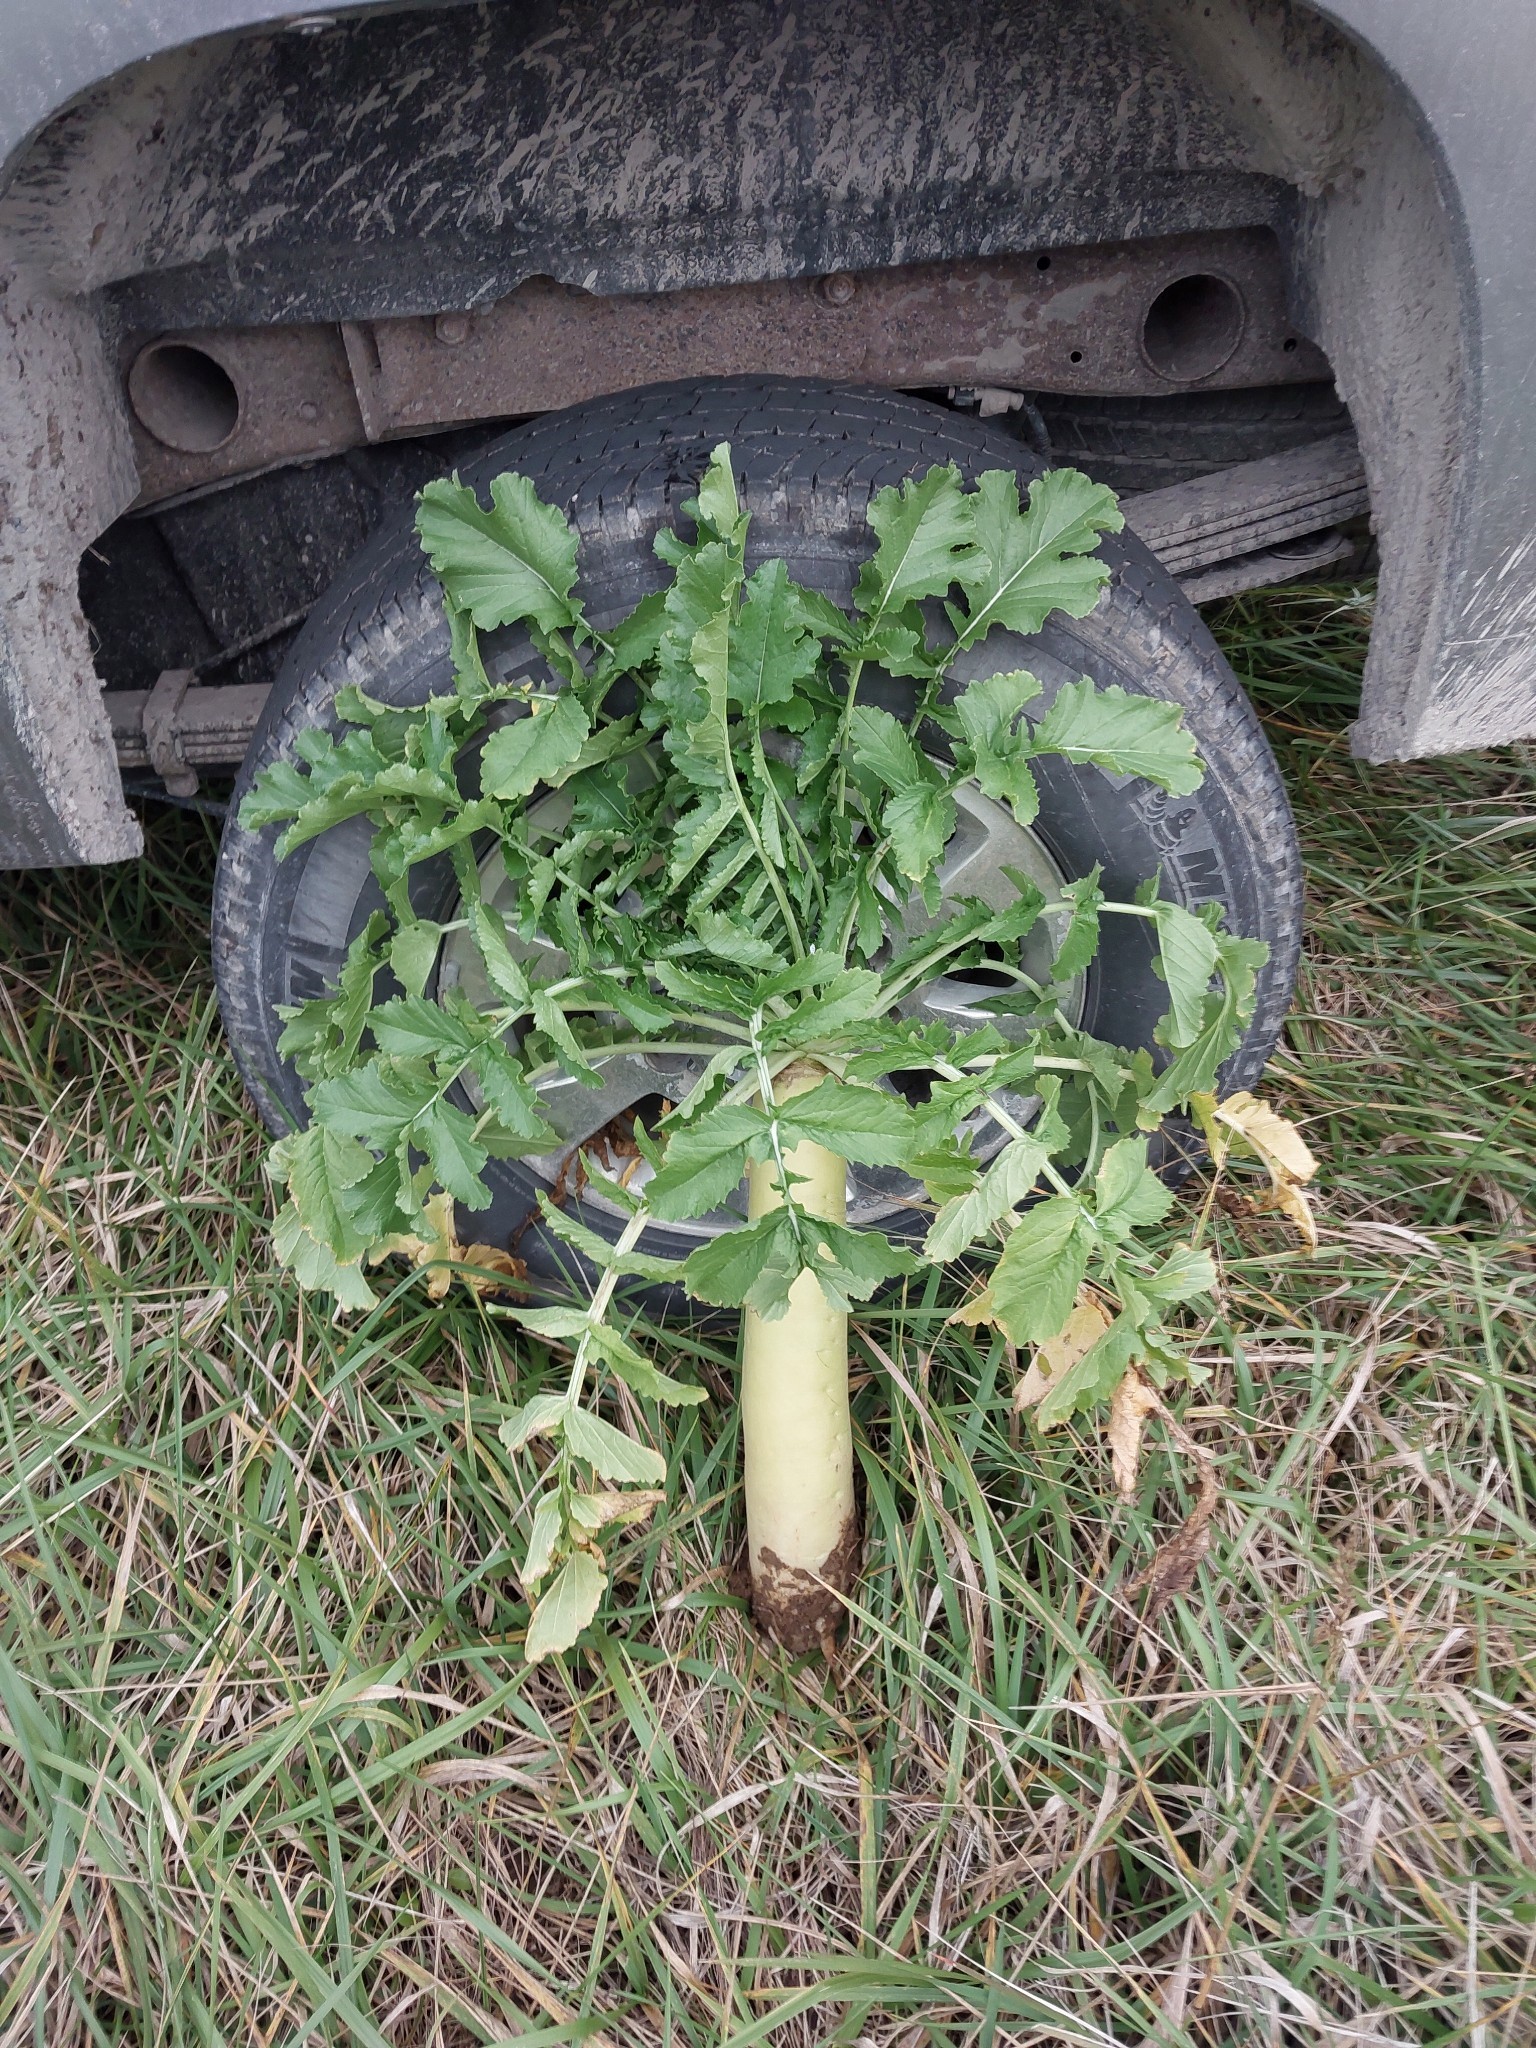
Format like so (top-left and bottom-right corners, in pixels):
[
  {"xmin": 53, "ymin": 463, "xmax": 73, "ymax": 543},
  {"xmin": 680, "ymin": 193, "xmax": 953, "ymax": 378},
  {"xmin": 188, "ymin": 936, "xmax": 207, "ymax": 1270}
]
[{"xmin": 0, "ymin": 585, "xmax": 1532, "ymax": 2045}]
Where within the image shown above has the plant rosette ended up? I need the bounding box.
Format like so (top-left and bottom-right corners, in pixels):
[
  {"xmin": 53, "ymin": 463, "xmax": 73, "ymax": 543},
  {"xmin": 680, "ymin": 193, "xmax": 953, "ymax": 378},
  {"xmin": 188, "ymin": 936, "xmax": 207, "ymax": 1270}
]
[{"xmin": 243, "ymin": 444, "xmax": 1312, "ymax": 1657}]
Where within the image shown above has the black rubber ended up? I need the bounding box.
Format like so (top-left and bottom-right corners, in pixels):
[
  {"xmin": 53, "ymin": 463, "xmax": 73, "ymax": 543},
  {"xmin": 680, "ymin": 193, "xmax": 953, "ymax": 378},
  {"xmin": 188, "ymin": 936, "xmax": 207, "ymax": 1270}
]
[
  {"xmin": 1032, "ymin": 382, "xmax": 1351, "ymax": 497},
  {"xmin": 214, "ymin": 378, "xmax": 1303, "ymax": 1283}
]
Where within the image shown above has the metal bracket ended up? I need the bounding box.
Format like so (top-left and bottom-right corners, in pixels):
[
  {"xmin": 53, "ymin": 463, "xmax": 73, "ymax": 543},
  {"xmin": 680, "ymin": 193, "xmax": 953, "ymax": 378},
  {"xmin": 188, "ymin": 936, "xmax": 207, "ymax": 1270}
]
[
  {"xmin": 142, "ymin": 669, "xmax": 200, "ymax": 797},
  {"xmin": 1122, "ymin": 432, "xmax": 1368, "ymax": 575}
]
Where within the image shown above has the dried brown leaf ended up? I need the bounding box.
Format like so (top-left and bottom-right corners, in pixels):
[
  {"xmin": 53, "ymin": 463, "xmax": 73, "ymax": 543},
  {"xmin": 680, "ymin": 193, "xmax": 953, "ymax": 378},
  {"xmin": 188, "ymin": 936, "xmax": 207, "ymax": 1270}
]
[
  {"xmin": 1212, "ymin": 1090, "xmax": 1318, "ymax": 1183},
  {"xmin": 368, "ymin": 1189, "xmax": 526, "ymax": 1298},
  {"xmin": 1265, "ymin": 1175, "xmax": 1319, "ymax": 1250},
  {"xmin": 1106, "ymin": 1368, "xmax": 1160, "ymax": 1498},
  {"xmin": 1125, "ymin": 1440, "xmax": 1219, "ymax": 1621}
]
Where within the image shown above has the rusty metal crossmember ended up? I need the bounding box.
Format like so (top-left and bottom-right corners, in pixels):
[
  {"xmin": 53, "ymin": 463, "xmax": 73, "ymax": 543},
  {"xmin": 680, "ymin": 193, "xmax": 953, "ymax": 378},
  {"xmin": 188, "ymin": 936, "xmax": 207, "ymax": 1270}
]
[{"xmin": 123, "ymin": 228, "xmax": 1328, "ymax": 509}]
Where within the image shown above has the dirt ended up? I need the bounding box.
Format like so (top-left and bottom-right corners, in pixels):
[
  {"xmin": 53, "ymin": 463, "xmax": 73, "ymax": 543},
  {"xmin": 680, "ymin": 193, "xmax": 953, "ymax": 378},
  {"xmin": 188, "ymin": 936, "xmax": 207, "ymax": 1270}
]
[{"xmin": 751, "ymin": 1514, "xmax": 862, "ymax": 1657}]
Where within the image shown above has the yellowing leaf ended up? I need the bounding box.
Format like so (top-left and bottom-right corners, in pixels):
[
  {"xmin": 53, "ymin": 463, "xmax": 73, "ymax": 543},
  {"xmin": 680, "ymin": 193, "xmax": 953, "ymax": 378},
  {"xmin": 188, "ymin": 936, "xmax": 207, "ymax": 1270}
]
[
  {"xmin": 524, "ymin": 1548, "xmax": 606, "ymax": 1661},
  {"xmin": 1269, "ymin": 1177, "xmax": 1319, "ymax": 1251},
  {"xmin": 568, "ymin": 1489, "xmax": 665, "ymax": 1533},
  {"xmin": 1187, "ymin": 1089, "xmax": 1221, "ymax": 1156},
  {"xmin": 521, "ymin": 1491, "xmax": 565, "ymax": 1589},
  {"xmin": 1014, "ymin": 1294, "xmax": 1113, "ymax": 1413},
  {"xmin": 1213, "ymin": 1091, "xmax": 1317, "ymax": 1183},
  {"xmin": 1106, "ymin": 1369, "xmax": 1160, "ymax": 1498},
  {"xmin": 456, "ymin": 1241, "xmax": 528, "ymax": 1293},
  {"xmin": 1211, "ymin": 1091, "xmax": 1320, "ymax": 1248},
  {"xmin": 948, "ymin": 1284, "xmax": 997, "ymax": 1330},
  {"xmin": 368, "ymin": 1189, "xmax": 525, "ymax": 1298}
]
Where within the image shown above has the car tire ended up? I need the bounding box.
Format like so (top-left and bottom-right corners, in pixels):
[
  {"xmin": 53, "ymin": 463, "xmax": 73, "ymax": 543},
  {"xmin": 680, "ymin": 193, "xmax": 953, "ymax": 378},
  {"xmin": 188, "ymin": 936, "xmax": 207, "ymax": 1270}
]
[
  {"xmin": 214, "ymin": 377, "xmax": 1303, "ymax": 1286},
  {"xmin": 1032, "ymin": 382, "xmax": 1351, "ymax": 496}
]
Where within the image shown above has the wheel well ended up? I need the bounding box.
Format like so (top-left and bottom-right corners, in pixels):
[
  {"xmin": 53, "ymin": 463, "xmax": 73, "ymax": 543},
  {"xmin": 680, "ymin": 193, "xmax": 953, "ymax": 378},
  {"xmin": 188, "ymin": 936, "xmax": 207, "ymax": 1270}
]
[{"xmin": 0, "ymin": 0, "xmax": 1471, "ymax": 861}]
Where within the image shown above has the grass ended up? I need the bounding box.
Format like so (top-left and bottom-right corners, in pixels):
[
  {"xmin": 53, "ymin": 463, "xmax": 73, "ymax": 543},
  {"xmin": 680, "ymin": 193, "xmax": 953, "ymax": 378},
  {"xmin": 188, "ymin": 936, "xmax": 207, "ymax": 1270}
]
[{"xmin": 1, "ymin": 582, "xmax": 1533, "ymax": 2046}]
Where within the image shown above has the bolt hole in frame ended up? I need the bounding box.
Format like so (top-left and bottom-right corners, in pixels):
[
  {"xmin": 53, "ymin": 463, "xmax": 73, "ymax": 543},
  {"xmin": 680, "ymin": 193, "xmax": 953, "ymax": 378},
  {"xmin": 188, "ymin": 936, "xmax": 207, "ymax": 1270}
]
[
  {"xmin": 1140, "ymin": 272, "xmax": 1247, "ymax": 383},
  {"xmin": 128, "ymin": 340, "xmax": 242, "ymax": 453}
]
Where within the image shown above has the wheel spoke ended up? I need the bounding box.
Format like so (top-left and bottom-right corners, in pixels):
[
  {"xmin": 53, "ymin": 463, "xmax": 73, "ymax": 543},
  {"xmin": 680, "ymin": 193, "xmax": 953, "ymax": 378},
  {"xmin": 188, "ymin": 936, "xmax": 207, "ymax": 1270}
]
[
  {"xmin": 532, "ymin": 1055, "xmax": 660, "ymax": 1148},
  {"xmin": 911, "ymin": 972, "xmax": 1039, "ymax": 1043},
  {"xmin": 934, "ymin": 783, "xmax": 1054, "ymax": 910}
]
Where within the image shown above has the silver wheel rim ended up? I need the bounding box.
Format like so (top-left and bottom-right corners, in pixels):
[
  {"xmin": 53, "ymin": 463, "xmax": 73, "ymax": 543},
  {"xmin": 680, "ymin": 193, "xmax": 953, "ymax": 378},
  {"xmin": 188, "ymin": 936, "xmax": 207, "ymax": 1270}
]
[{"xmin": 438, "ymin": 773, "xmax": 1083, "ymax": 1236}]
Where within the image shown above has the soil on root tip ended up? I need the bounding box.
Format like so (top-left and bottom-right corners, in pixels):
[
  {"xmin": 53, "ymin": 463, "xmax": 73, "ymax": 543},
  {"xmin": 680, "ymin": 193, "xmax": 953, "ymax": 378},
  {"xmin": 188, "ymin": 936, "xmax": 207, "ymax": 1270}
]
[{"xmin": 753, "ymin": 1512, "xmax": 862, "ymax": 1655}]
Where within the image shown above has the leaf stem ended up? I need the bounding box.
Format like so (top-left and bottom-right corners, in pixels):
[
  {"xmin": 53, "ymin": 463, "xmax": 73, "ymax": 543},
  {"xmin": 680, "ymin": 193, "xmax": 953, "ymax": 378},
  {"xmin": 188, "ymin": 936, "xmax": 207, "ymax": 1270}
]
[
  {"xmin": 748, "ymin": 1016, "xmax": 816, "ymax": 1255},
  {"xmin": 751, "ymin": 730, "xmax": 825, "ymax": 915},
  {"xmin": 721, "ymin": 742, "xmax": 807, "ymax": 962},
  {"xmin": 929, "ymin": 1053, "xmax": 1079, "ymax": 1200},
  {"xmin": 829, "ymin": 654, "xmax": 868, "ymax": 820},
  {"xmin": 566, "ymin": 1206, "xmax": 653, "ymax": 1401}
]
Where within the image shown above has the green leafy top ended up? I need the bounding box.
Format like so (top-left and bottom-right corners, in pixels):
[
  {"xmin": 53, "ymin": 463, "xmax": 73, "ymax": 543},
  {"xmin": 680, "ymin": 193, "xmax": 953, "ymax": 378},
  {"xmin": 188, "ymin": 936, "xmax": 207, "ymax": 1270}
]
[{"xmin": 243, "ymin": 444, "xmax": 1262, "ymax": 1657}]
